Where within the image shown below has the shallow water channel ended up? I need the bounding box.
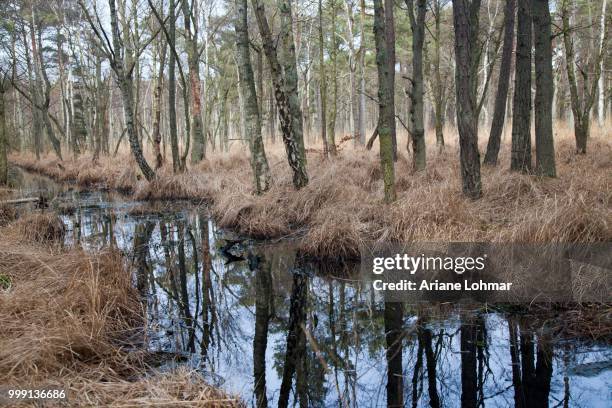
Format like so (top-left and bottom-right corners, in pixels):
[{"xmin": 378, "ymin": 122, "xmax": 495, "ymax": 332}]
[{"xmin": 7, "ymin": 167, "xmax": 612, "ymax": 407}]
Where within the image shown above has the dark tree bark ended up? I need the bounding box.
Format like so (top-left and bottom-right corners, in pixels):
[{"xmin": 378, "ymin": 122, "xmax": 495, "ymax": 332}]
[
  {"xmin": 533, "ymin": 0, "xmax": 556, "ymax": 177},
  {"xmin": 384, "ymin": 0, "xmax": 397, "ymax": 160},
  {"xmin": 452, "ymin": 0, "xmax": 482, "ymax": 199},
  {"xmin": 405, "ymin": 0, "xmax": 427, "ymax": 171},
  {"xmin": 431, "ymin": 0, "xmax": 446, "ymax": 151},
  {"xmin": 484, "ymin": 0, "xmax": 516, "ymax": 166},
  {"xmin": 385, "ymin": 302, "xmax": 403, "ymax": 408},
  {"xmin": 235, "ymin": 0, "xmax": 272, "ymax": 194},
  {"xmin": 511, "ymin": 0, "xmax": 532, "ymax": 173},
  {"xmin": 168, "ymin": 0, "xmax": 180, "ymax": 173},
  {"xmin": 373, "ymin": 0, "xmax": 396, "ymax": 203}
]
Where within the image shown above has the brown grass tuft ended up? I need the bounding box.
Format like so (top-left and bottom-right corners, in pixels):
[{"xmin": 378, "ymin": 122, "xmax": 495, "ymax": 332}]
[
  {"xmin": 9, "ymin": 212, "xmax": 66, "ymax": 243},
  {"xmin": 0, "ymin": 222, "xmax": 243, "ymax": 407},
  {"xmin": 0, "ymin": 204, "xmax": 18, "ymax": 226}
]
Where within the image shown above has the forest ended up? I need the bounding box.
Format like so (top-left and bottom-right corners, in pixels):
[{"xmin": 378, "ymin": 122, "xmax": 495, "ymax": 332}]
[{"xmin": 0, "ymin": 0, "xmax": 610, "ymax": 406}]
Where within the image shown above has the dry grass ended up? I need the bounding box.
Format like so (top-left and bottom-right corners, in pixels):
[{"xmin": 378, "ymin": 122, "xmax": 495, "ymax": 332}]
[
  {"xmin": 9, "ymin": 123, "xmax": 611, "ymax": 258},
  {"xmin": 0, "ymin": 216, "xmax": 243, "ymax": 407},
  {"xmin": 7, "ymin": 212, "xmax": 66, "ymax": 242}
]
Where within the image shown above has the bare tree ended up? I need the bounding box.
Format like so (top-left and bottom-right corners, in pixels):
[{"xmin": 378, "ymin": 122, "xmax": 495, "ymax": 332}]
[
  {"xmin": 484, "ymin": 0, "xmax": 515, "ymax": 166},
  {"xmin": 561, "ymin": 0, "xmax": 609, "ymax": 154},
  {"xmin": 235, "ymin": 0, "xmax": 271, "ymax": 194},
  {"xmin": 78, "ymin": 0, "xmax": 156, "ymax": 181}
]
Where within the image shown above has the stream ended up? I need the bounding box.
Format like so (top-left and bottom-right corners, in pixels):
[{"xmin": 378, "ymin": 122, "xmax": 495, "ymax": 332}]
[{"xmin": 6, "ymin": 167, "xmax": 612, "ymax": 407}]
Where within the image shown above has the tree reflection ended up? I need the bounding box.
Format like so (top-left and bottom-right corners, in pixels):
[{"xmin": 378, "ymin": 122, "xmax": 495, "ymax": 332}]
[
  {"xmin": 252, "ymin": 252, "xmax": 273, "ymax": 408},
  {"xmin": 508, "ymin": 318, "xmax": 553, "ymax": 408},
  {"xmin": 385, "ymin": 301, "xmax": 404, "ymax": 408}
]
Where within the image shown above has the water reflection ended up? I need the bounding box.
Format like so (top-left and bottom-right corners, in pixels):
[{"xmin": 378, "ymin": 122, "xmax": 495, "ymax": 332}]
[{"xmin": 11, "ymin": 169, "xmax": 612, "ymax": 407}]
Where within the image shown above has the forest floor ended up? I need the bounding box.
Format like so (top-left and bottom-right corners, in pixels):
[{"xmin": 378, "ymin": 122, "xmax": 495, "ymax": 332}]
[
  {"xmin": 10, "ymin": 125, "xmax": 611, "ymax": 259},
  {"xmin": 0, "ymin": 212, "xmax": 243, "ymax": 407}
]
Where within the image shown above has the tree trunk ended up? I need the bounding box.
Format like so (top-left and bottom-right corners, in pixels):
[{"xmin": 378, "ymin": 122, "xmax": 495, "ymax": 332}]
[
  {"xmin": 431, "ymin": 0, "xmax": 446, "ymax": 151},
  {"xmin": 327, "ymin": 0, "xmax": 338, "ymax": 156},
  {"xmin": 168, "ymin": 0, "xmax": 180, "ymax": 173},
  {"xmin": 532, "ymin": 0, "xmax": 556, "ymax": 177},
  {"xmin": 358, "ymin": 0, "xmax": 367, "ymax": 145},
  {"xmin": 384, "ymin": 0, "xmax": 397, "ymax": 160},
  {"xmin": 597, "ymin": 0, "xmax": 608, "ymax": 127},
  {"xmin": 108, "ymin": 0, "xmax": 155, "ymax": 181},
  {"xmin": 183, "ymin": 0, "xmax": 206, "ymax": 164},
  {"xmin": 484, "ymin": 0, "xmax": 515, "ymax": 166},
  {"xmin": 511, "ymin": 0, "xmax": 532, "ymax": 172},
  {"xmin": 251, "ymin": 0, "xmax": 309, "ymax": 189},
  {"xmin": 0, "ymin": 85, "xmax": 7, "ymax": 186},
  {"xmin": 318, "ymin": 0, "xmax": 329, "ymax": 157},
  {"xmin": 373, "ymin": 0, "xmax": 396, "ymax": 203},
  {"xmin": 235, "ymin": 0, "xmax": 272, "ymax": 194},
  {"xmin": 152, "ymin": 39, "xmax": 167, "ymax": 169},
  {"xmin": 406, "ymin": 0, "xmax": 427, "ymax": 171},
  {"xmin": 452, "ymin": 0, "xmax": 482, "ymax": 199}
]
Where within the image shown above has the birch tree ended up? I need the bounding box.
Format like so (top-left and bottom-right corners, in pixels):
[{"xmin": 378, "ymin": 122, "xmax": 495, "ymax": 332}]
[
  {"xmin": 251, "ymin": 0, "xmax": 309, "ymax": 189},
  {"xmin": 235, "ymin": 0, "xmax": 271, "ymax": 194}
]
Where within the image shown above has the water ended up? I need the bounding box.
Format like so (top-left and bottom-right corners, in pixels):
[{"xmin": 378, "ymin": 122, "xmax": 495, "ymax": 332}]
[{"xmin": 7, "ymin": 167, "xmax": 612, "ymax": 407}]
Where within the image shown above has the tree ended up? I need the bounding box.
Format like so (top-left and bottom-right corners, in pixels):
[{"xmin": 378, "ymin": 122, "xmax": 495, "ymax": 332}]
[
  {"xmin": 429, "ymin": 0, "xmax": 449, "ymax": 151},
  {"xmin": 0, "ymin": 76, "xmax": 8, "ymax": 185},
  {"xmin": 511, "ymin": 0, "xmax": 532, "ymax": 172},
  {"xmin": 484, "ymin": 0, "xmax": 515, "ymax": 166},
  {"xmin": 183, "ymin": 0, "xmax": 205, "ymax": 164},
  {"xmin": 373, "ymin": 0, "xmax": 396, "ymax": 203},
  {"xmin": 532, "ymin": 0, "xmax": 556, "ymax": 177},
  {"xmin": 235, "ymin": 0, "xmax": 272, "ymax": 194},
  {"xmin": 327, "ymin": 0, "xmax": 338, "ymax": 156},
  {"xmin": 452, "ymin": 0, "xmax": 482, "ymax": 199},
  {"xmin": 405, "ymin": 0, "xmax": 427, "ymax": 171},
  {"xmin": 251, "ymin": 0, "xmax": 309, "ymax": 189},
  {"xmin": 561, "ymin": 0, "xmax": 609, "ymax": 154},
  {"xmin": 318, "ymin": 0, "xmax": 329, "ymax": 157},
  {"xmin": 79, "ymin": 0, "xmax": 156, "ymax": 181},
  {"xmin": 168, "ymin": 0, "xmax": 180, "ymax": 172}
]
